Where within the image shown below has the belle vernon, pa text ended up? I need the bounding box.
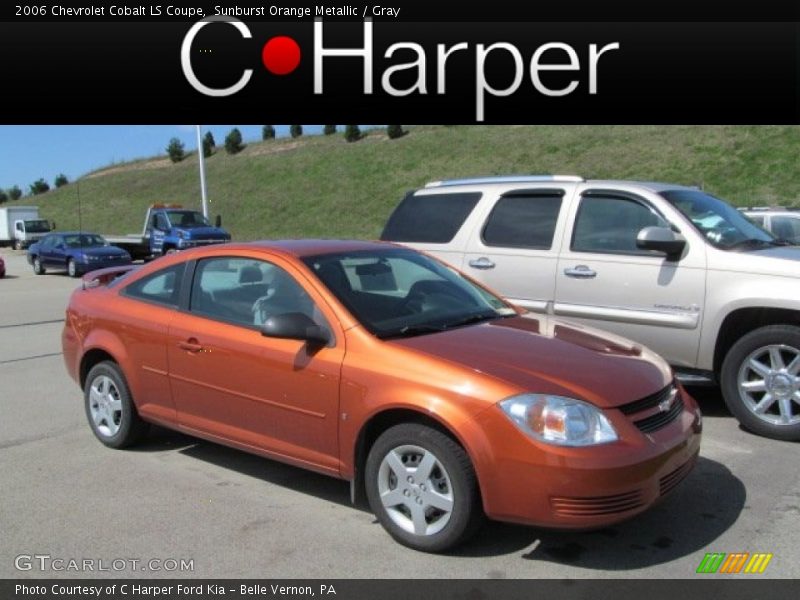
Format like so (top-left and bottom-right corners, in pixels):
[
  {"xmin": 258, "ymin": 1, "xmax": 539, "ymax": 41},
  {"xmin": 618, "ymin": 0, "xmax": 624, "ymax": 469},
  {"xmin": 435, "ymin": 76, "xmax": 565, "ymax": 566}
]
[{"xmin": 16, "ymin": 584, "xmax": 337, "ymax": 597}]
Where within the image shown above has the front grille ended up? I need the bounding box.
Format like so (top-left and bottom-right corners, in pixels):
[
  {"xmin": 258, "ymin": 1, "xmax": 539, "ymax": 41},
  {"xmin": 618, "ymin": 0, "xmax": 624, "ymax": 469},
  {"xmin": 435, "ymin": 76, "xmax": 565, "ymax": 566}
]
[
  {"xmin": 619, "ymin": 383, "xmax": 676, "ymax": 415},
  {"xmin": 633, "ymin": 395, "xmax": 684, "ymax": 434},
  {"xmin": 551, "ymin": 490, "xmax": 645, "ymax": 517},
  {"xmin": 618, "ymin": 382, "xmax": 684, "ymax": 434},
  {"xmin": 659, "ymin": 454, "xmax": 697, "ymax": 496}
]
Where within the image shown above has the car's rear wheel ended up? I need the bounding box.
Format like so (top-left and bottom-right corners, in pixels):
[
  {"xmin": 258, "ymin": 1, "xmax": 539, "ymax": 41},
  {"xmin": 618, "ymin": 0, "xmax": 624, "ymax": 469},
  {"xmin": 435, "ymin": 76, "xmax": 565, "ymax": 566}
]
[
  {"xmin": 365, "ymin": 423, "xmax": 483, "ymax": 552},
  {"xmin": 721, "ymin": 325, "xmax": 800, "ymax": 441},
  {"xmin": 32, "ymin": 256, "xmax": 44, "ymax": 275},
  {"xmin": 84, "ymin": 361, "xmax": 148, "ymax": 448},
  {"xmin": 67, "ymin": 258, "xmax": 78, "ymax": 278}
]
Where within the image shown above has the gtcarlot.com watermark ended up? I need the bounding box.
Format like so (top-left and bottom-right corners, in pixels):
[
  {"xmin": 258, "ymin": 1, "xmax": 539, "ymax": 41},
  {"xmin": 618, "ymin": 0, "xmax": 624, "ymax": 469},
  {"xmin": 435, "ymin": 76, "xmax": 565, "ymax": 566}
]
[{"xmin": 14, "ymin": 554, "xmax": 194, "ymax": 573}]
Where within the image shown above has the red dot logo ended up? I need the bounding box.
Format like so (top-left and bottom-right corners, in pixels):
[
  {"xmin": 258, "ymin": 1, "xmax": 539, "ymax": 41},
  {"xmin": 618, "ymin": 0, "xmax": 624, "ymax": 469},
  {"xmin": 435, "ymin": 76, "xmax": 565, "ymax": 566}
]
[{"xmin": 261, "ymin": 36, "xmax": 301, "ymax": 75}]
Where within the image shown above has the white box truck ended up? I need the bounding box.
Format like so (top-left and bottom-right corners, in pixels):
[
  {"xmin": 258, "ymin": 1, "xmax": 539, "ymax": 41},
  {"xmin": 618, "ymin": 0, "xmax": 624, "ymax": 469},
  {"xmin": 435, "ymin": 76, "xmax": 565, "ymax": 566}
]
[{"xmin": 0, "ymin": 206, "xmax": 53, "ymax": 249}]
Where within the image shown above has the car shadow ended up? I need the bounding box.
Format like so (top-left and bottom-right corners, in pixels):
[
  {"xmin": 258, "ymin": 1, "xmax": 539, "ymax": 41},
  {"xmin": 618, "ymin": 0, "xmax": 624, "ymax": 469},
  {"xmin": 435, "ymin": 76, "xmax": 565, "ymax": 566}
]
[
  {"xmin": 135, "ymin": 427, "xmax": 744, "ymax": 566},
  {"xmin": 686, "ymin": 385, "xmax": 732, "ymax": 418},
  {"xmin": 134, "ymin": 426, "xmax": 368, "ymax": 512}
]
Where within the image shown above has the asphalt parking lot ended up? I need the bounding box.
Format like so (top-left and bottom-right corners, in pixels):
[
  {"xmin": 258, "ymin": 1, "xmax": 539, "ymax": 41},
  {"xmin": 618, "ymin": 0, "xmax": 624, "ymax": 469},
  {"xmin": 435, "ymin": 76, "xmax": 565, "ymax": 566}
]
[{"xmin": 1, "ymin": 247, "xmax": 799, "ymax": 579}]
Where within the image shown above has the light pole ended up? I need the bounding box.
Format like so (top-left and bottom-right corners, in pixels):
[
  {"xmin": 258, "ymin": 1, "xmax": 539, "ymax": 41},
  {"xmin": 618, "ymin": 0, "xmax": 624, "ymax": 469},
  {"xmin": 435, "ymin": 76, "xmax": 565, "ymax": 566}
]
[{"xmin": 196, "ymin": 125, "xmax": 209, "ymax": 219}]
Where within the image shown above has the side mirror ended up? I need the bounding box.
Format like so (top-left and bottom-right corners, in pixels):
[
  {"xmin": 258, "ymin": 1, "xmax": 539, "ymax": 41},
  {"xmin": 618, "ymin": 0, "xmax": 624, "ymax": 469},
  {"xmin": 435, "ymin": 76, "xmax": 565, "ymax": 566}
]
[
  {"xmin": 636, "ymin": 226, "xmax": 686, "ymax": 260},
  {"xmin": 260, "ymin": 312, "xmax": 330, "ymax": 346},
  {"xmin": 215, "ymin": 215, "xmax": 222, "ymax": 228}
]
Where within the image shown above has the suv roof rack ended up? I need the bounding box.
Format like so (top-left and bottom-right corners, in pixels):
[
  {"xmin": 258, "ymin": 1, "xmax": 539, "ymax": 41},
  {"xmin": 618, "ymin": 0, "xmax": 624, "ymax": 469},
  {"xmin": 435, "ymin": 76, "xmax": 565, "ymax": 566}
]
[{"xmin": 425, "ymin": 175, "xmax": 584, "ymax": 188}]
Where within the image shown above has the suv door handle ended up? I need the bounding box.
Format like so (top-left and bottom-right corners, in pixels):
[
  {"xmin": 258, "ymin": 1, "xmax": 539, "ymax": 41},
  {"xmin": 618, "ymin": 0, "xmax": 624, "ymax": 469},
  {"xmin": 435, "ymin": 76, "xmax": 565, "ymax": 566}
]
[
  {"xmin": 468, "ymin": 257, "xmax": 496, "ymax": 270},
  {"xmin": 178, "ymin": 339, "xmax": 203, "ymax": 353},
  {"xmin": 564, "ymin": 265, "xmax": 597, "ymax": 279}
]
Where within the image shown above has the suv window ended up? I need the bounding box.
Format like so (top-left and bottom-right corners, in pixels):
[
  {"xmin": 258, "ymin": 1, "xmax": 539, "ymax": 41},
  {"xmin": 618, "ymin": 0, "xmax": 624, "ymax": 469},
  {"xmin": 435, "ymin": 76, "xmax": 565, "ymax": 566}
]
[
  {"xmin": 123, "ymin": 263, "xmax": 185, "ymax": 307},
  {"xmin": 482, "ymin": 192, "xmax": 563, "ymax": 249},
  {"xmin": 572, "ymin": 194, "xmax": 668, "ymax": 254},
  {"xmin": 772, "ymin": 216, "xmax": 800, "ymax": 242},
  {"xmin": 381, "ymin": 192, "xmax": 482, "ymax": 243}
]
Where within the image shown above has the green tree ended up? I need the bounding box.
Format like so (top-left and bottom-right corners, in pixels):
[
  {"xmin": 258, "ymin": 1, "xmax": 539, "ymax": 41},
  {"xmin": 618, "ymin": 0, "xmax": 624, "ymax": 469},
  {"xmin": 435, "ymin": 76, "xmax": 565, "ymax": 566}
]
[
  {"xmin": 386, "ymin": 125, "xmax": 405, "ymax": 139},
  {"xmin": 289, "ymin": 124, "xmax": 303, "ymax": 138},
  {"xmin": 344, "ymin": 125, "xmax": 361, "ymax": 143},
  {"xmin": 225, "ymin": 128, "xmax": 245, "ymax": 154},
  {"xmin": 8, "ymin": 185, "xmax": 22, "ymax": 201},
  {"xmin": 202, "ymin": 131, "xmax": 216, "ymax": 156},
  {"xmin": 0, "ymin": 189, "xmax": 7, "ymax": 204},
  {"xmin": 29, "ymin": 178, "xmax": 50, "ymax": 195},
  {"xmin": 262, "ymin": 125, "xmax": 276, "ymax": 140},
  {"xmin": 166, "ymin": 137, "xmax": 185, "ymax": 163},
  {"xmin": 54, "ymin": 173, "xmax": 69, "ymax": 188},
  {"xmin": 323, "ymin": 125, "xmax": 336, "ymax": 135}
]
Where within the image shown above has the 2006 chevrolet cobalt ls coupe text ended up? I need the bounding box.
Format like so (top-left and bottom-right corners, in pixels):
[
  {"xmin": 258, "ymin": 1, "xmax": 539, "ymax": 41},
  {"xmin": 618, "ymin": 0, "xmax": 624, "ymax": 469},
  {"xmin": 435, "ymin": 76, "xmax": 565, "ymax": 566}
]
[{"xmin": 62, "ymin": 240, "xmax": 701, "ymax": 551}]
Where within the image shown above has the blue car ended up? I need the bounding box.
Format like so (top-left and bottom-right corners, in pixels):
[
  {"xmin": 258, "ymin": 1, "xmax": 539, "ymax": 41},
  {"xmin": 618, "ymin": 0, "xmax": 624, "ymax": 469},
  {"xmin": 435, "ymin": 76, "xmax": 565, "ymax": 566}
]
[{"xmin": 28, "ymin": 232, "xmax": 132, "ymax": 277}]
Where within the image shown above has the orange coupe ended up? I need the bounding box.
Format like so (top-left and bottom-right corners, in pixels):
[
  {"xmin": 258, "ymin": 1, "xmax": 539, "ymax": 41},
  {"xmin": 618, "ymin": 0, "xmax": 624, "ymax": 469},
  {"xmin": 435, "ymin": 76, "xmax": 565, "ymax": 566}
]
[{"xmin": 62, "ymin": 240, "xmax": 701, "ymax": 551}]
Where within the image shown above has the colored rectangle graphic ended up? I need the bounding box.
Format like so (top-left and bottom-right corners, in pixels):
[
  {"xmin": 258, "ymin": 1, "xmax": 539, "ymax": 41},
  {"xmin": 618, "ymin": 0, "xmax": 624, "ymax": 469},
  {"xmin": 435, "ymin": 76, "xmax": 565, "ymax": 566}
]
[{"xmin": 696, "ymin": 552, "xmax": 773, "ymax": 574}]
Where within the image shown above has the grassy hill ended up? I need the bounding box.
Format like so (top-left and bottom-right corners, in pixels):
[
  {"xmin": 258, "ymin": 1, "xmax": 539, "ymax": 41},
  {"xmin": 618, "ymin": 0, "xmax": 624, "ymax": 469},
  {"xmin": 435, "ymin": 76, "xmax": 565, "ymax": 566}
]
[{"xmin": 13, "ymin": 125, "xmax": 800, "ymax": 240}]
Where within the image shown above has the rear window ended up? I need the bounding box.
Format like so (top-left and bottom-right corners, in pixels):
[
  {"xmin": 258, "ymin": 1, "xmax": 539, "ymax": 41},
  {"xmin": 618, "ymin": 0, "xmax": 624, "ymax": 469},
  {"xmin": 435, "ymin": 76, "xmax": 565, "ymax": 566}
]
[{"xmin": 381, "ymin": 192, "xmax": 481, "ymax": 243}]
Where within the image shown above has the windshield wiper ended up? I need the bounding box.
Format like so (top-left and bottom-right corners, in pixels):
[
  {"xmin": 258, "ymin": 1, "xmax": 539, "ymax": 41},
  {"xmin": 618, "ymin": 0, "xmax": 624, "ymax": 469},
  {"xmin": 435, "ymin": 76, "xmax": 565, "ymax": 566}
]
[{"xmin": 443, "ymin": 311, "xmax": 506, "ymax": 329}]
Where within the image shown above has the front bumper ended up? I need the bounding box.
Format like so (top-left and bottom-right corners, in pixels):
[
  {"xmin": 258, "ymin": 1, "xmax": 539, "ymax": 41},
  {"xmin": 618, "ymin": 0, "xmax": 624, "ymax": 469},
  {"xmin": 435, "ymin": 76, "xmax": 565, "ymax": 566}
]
[
  {"xmin": 76, "ymin": 258, "xmax": 132, "ymax": 274},
  {"xmin": 470, "ymin": 388, "xmax": 702, "ymax": 529},
  {"xmin": 176, "ymin": 238, "xmax": 229, "ymax": 249}
]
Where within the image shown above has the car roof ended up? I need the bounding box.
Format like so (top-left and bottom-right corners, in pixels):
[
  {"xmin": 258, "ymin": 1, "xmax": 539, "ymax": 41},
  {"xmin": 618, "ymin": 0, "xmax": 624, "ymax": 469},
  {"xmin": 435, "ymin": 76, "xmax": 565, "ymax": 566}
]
[
  {"xmin": 421, "ymin": 175, "xmax": 700, "ymax": 194},
  {"xmin": 218, "ymin": 239, "xmax": 399, "ymax": 258}
]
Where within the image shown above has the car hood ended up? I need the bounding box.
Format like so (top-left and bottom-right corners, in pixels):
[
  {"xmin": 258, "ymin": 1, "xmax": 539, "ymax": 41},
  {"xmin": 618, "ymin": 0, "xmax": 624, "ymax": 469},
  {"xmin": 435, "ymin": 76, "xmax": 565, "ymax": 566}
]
[
  {"xmin": 710, "ymin": 244, "xmax": 800, "ymax": 277},
  {"xmin": 388, "ymin": 315, "xmax": 672, "ymax": 409},
  {"xmin": 179, "ymin": 226, "xmax": 228, "ymax": 240},
  {"xmin": 79, "ymin": 246, "xmax": 129, "ymax": 258}
]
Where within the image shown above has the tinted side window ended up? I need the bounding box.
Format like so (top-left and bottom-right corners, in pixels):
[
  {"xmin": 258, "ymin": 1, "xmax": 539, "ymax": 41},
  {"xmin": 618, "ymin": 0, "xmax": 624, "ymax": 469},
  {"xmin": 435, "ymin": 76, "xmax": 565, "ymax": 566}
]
[
  {"xmin": 190, "ymin": 257, "xmax": 327, "ymax": 331},
  {"xmin": 482, "ymin": 193, "xmax": 562, "ymax": 249},
  {"xmin": 771, "ymin": 216, "xmax": 800, "ymax": 242},
  {"xmin": 572, "ymin": 195, "xmax": 667, "ymax": 254},
  {"xmin": 123, "ymin": 263, "xmax": 185, "ymax": 307},
  {"xmin": 381, "ymin": 192, "xmax": 482, "ymax": 243}
]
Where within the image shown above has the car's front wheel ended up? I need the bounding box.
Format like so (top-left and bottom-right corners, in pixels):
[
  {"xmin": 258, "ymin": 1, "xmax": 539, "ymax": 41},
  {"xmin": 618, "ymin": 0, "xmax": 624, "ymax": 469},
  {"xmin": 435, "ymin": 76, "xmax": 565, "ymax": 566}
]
[
  {"xmin": 84, "ymin": 361, "xmax": 148, "ymax": 448},
  {"xmin": 67, "ymin": 258, "xmax": 78, "ymax": 278},
  {"xmin": 32, "ymin": 256, "xmax": 45, "ymax": 275},
  {"xmin": 365, "ymin": 423, "xmax": 483, "ymax": 552},
  {"xmin": 721, "ymin": 325, "xmax": 800, "ymax": 441}
]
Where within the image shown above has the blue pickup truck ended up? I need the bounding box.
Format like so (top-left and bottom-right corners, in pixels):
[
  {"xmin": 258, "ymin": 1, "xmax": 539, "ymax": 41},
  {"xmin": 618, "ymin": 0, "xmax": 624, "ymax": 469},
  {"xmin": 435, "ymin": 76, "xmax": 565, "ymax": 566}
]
[{"xmin": 104, "ymin": 204, "xmax": 231, "ymax": 260}]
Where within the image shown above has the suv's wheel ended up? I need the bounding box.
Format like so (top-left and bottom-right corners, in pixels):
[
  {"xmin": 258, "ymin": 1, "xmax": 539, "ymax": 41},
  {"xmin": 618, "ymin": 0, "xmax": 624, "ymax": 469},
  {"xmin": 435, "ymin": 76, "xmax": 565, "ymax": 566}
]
[
  {"xmin": 84, "ymin": 361, "xmax": 149, "ymax": 448},
  {"xmin": 721, "ymin": 325, "xmax": 800, "ymax": 441},
  {"xmin": 32, "ymin": 256, "xmax": 45, "ymax": 275},
  {"xmin": 365, "ymin": 423, "xmax": 483, "ymax": 552}
]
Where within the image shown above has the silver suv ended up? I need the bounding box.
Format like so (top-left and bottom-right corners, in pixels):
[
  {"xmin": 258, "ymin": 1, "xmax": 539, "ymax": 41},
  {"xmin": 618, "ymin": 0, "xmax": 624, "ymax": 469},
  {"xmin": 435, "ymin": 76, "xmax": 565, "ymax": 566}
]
[
  {"xmin": 382, "ymin": 175, "xmax": 800, "ymax": 441},
  {"xmin": 742, "ymin": 207, "xmax": 800, "ymax": 245}
]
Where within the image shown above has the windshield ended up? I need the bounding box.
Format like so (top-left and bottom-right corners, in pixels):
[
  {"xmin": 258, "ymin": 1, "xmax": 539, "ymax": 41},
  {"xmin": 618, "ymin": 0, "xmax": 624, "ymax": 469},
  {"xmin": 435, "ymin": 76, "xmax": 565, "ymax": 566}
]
[
  {"xmin": 166, "ymin": 210, "xmax": 210, "ymax": 228},
  {"xmin": 24, "ymin": 219, "xmax": 51, "ymax": 233},
  {"xmin": 63, "ymin": 234, "xmax": 107, "ymax": 248},
  {"xmin": 661, "ymin": 189, "xmax": 775, "ymax": 250},
  {"xmin": 303, "ymin": 248, "xmax": 517, "ymax": 338}
]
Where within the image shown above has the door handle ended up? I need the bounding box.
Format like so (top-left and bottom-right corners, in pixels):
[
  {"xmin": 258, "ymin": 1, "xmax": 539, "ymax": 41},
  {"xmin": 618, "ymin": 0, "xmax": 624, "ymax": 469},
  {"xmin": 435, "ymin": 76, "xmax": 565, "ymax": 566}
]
[
  {"xmin": 564, "ymin": 265, "xmax": 597, "ymax": 279},
  {"xmin": 468, "ymin": 257, "xmax": 496, "ymax": 270},
  {"xmin": 178, "ymin": 338, "xmax": 203, "ymax": 353}
]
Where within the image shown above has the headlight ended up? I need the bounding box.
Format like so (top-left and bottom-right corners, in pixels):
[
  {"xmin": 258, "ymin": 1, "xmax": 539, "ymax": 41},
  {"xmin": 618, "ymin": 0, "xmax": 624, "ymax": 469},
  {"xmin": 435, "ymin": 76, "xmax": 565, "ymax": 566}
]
[
  {"xmin": 83, "ymin": 254, "xmax": 99, "ymax": 262},
  {"xmin": 499, "ymin": 394, "xmax": 618, "ymax": 446}
]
